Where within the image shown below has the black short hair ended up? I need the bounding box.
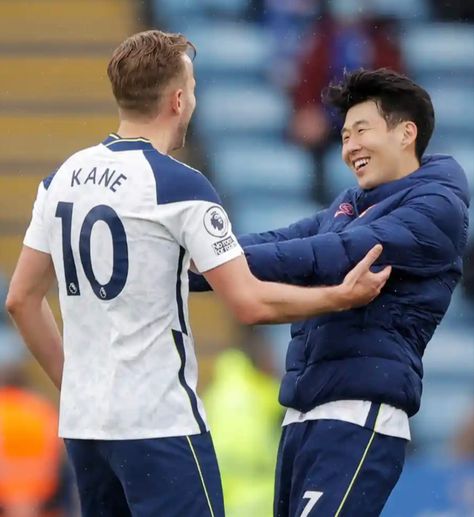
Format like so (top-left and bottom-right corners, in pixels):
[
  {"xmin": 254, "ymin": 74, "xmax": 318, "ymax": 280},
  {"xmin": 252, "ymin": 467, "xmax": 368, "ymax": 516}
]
[{"xmin": 323, "ymin": 68, "xmax": 435, "ymax": 161}]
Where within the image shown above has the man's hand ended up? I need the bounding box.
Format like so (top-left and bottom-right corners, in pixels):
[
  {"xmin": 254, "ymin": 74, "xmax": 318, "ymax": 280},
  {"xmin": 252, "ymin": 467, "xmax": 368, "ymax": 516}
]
[{"xmin": 336, "ymin": 244, "xmax": 391, "ymax": 310}]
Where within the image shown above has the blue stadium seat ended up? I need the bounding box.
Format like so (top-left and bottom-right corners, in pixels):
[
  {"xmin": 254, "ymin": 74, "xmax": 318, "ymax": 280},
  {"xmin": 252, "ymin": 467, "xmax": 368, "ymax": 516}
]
[
  {"xmin": 428, "ymin": 85, "xmax": 474, "ymax": 134},
  {"xmin": 428, "ymin": 135, "xmax": 472, "ymax": 155},
  {"xmin": 261, "ymin": 323, "xmax": 292, "ymax": 374},
  {"xmin": 445, "ymin": 145, "xmax": 474, "ymax": 196},
  {"xmin": 201, "ymin": 0, "xmax": 250, "ymax": 18},
  {"xmin": 188, "ymin": 22, "xmax": 272, "ymax": 80},
  {"xmin": 468, "ymin": 205, "xmax": 474, "ymax": 244},
  {"xmin": 442, "ymin": 286, "xmax": 474, "ymax": 327},
  {"xmin": 323, "ymin": 144, "xmax": 357, "ymax": 200},
  {"xmin": 411, "ymin": 381, "xmax": 472, "ymax": 451},
  {"xmin": 370, "ymin": 0, "xmax": 430, "ymax": 20},
  {"xmin": 427, "ymin": 140, "xmax": 474, "ymax": 196},
  {"xmin": 410, "ymin": 324, "xmax": 474, "ymax": 452},
  {"xmin": 196, "ymin": 82, "xmax": 289, "ymax": 141},
  {"xmin": 230, "ymin": 197, "xmax": 321, "ymax": 235},
  {"xmin": 402, "ymin": 23, "xmax": 474, "ymax": 77},
  {"xmin": 152, "ymin": 0, "xmax": 251, "ymax": 30},
  {"xmin": 0, "ymin": 325, "xmax": 26, "ymax": 367},
  {"xmin": 210, "ymin": 139, "xmax": 314, "ymax": 198},
  {"xmin": 423, "ymin": 323, "xmax": 474, "ymax": 380},
  {"xmin": 384, "ymin": 460, "xmax": 474, "ymax": 516},
  {"xmin": 152, "ymin": 0, "xmax": 206, "ymax": 29}
]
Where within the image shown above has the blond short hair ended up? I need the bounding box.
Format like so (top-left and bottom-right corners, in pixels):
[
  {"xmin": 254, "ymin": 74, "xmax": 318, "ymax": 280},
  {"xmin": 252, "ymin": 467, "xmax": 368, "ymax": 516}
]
[{"xmin": 107, "ymin": 30, "xmax": 195, "ymax": 116}]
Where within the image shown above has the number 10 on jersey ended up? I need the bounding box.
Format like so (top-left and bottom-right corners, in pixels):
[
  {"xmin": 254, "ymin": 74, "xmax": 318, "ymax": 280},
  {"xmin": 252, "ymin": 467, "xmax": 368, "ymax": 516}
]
[{"xmin": 55, "ymin": 202, "xmax": 129, "ymax": 301}]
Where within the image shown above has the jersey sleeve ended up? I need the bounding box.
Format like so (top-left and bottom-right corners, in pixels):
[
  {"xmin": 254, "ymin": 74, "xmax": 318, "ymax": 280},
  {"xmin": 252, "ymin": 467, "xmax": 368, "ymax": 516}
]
[
  {"xmin": 23, "ymin": 182, "xmax": 50, "ymax": 254},
  {"xmin": 146, "ymin": 153, "xmax": 243, "ymax": 272},
  {"xmin": 160, "ymin": 200, "xmax": 243, "ymax": 272}
]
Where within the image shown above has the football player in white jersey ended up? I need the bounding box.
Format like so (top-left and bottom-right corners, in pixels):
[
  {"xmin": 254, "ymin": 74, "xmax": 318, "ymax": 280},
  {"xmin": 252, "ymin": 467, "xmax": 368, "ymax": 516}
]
[{"xmin": 6, "ymin": 30, "xmax": 390, "ymax": 517}]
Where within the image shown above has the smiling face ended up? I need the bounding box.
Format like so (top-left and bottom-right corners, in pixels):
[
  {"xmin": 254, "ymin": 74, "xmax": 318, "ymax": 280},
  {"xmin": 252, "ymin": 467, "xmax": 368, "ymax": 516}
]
[{"xmin": 341, "ymin": 100, "xmax": 414, "ymax": 190}]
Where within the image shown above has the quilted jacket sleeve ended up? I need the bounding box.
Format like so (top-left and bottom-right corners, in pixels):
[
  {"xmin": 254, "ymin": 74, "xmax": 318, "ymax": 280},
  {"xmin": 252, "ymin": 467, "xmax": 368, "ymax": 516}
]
[
  {"xmin": 244, "ymin": 185, "xmax": 468, "ymax": 285},
  {"xmin": 238, "ymin": 210, "xmax": 328, "ymax": 247}
]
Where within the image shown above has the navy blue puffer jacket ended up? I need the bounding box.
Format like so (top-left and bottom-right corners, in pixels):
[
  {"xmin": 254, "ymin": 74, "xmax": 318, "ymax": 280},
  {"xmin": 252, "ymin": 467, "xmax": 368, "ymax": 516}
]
[
  {"xmin": 189, "ymin": 155, "xmax": 470, "ymax": 416},
  {"xmin": 240, "ymin": 155, "xmax": 470, "ymax": 416}
]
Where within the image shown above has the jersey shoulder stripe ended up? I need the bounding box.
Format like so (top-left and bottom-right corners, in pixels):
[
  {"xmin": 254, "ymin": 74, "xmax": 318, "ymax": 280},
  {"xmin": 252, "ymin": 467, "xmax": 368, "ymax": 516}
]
[
  {"xmin": 42, "ymin": 171, "xmax": 57, "ymax": 190},
  {"xmin": 142, "ymin": 149, "xmax": 222, "ymax": 206}
]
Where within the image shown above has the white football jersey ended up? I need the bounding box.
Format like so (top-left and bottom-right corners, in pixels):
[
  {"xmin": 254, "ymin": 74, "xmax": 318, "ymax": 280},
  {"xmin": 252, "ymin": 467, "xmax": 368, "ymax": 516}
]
[{"xmin": 24, "ymin": 134, "xmax": 243, "ymax": 439}]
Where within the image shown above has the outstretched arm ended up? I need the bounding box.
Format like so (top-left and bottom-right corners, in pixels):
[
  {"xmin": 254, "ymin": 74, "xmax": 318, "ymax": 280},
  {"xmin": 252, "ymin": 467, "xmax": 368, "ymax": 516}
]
[
  {"xmin": 189, "ymin": 209, "xmax": 328, "ymax": 291},
  {"xmin": 202, "ymin": 245, "xmax": 390, "ymax": 324}
]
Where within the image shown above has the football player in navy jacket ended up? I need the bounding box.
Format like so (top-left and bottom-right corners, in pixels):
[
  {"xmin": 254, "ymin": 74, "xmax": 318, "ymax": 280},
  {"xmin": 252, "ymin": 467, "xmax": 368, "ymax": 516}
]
[{"xmin": 191, "ymin": 68, "xmax": 470, "ymax": 516}]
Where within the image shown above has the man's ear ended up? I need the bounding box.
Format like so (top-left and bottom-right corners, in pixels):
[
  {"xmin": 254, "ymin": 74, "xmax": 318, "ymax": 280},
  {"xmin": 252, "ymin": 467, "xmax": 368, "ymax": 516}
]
[
  {"xmin": 402, "ymin": 121, "xmax": 417, "ymax": 148},
  {"xmin": 170, "ymin": 89, "xmax": 183, "ymax": 115}
]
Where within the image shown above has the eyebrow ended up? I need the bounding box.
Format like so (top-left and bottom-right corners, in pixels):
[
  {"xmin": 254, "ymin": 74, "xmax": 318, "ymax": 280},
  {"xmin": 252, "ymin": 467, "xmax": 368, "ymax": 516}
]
[{"xmin": 341, "ymin": 119, "xmax": 370, "ymax": 136}]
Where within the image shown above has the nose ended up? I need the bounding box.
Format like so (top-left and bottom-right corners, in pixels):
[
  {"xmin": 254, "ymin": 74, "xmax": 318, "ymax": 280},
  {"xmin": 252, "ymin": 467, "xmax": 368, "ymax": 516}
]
[
  {"xmin": 346, "ymin": 136, "xmax": 362, "ymax": 154},
  {"xmin": 343, "ymin": 136, "xmax": 362, "ymax": 161}
]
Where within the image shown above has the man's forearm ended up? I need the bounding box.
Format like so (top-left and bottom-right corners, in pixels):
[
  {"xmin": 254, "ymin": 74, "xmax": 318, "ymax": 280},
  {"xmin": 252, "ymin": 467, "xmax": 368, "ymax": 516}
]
[
  {"xmin": 8, "ymin": 298, "xmax": 63, "ymax": 389},
  {"xmin": 255, "ymin": 281, "xmax": 344, "ymax": 324}
]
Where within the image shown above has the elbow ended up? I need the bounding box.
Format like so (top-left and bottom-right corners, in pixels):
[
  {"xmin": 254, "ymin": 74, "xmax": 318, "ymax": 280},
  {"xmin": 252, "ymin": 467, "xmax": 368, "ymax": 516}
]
[{"xmin": 5, "ymin": 290, "xmax": 26, "ymax": 318}]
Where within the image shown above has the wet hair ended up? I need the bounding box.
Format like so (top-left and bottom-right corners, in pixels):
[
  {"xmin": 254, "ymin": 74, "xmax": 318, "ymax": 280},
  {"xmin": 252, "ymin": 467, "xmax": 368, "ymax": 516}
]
[
  {"xmin": 323, "ymin": 68, "xmax": 435, "ymax": 160},
  {"xmin": 107, "ymin": 30, "xmax": 196, "ymax": 116}
]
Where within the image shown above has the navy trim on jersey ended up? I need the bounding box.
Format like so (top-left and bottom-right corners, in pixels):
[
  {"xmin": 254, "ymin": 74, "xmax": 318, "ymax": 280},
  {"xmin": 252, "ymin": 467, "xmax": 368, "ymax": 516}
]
[
  {"xmin": 142, "ymin": 148, "xmax": 222, "ymax": 206},
  {"xmin": 42, "ymin": 172, "xmax": 56, "ymax": 190},
  {"xmin": 176, "ymin": 246, "xmax": 188, "ymax": 335},
  {"xmin": 102, "ymin": 134, "xmax": 155, "ymax": 152},
  {"xmin": 172, "ymin": 329, "xmax": 207, "ymax": 434}
]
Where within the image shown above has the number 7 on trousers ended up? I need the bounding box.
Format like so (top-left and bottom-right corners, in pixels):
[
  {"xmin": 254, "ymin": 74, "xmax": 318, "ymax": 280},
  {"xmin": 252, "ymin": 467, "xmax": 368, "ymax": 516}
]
[{"xmin": 301, "ymin": 490, "xmax": 323, "ymax": 517}]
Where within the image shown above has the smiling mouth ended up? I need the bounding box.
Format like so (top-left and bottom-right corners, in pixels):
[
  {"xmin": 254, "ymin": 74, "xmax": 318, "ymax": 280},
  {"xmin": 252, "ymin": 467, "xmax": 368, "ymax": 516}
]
[{"xmin": 353, "ymin": 157, "xmax": 370, "ymax": 173}]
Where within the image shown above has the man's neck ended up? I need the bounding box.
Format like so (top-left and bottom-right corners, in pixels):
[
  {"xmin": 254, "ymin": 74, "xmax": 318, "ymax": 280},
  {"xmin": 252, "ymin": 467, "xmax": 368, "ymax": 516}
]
[
  {"xmin": 394, "ymin": 155, "xmax": 421, "ymax": 181},
  {"xmin": 116, "ymin": 118, "xmax": 173, "ymax": 155}
]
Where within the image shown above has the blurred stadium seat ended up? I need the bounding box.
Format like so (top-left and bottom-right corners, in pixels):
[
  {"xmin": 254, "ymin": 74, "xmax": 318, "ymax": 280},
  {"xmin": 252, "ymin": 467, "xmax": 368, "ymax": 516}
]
[
  {"xmin": 196, "ymin": 82, "xmax": 289, "ymax": 141},
  {"xmin": 151, "ymin": 0, "xmax": 204, "ymax": 27},
  {"xmin": 431, "ymin": 143, "xmax": 474, "ymax": 195},
  {"xmin": 200, "ymin": 0, "xmax": 250, "ymax": 18},
  {"xmin": 428, "ymin": 85, "xmax": 474, "ymax": 135},
  {"xmin": 188, "ymin": 22, "xmax": 272, "ymax": 81},
  {"xmin": 230, "ymin": 197, "xmax": 321, "ymax": 235},
  {"xmin": 469, "ymin": 206, "xmax": 474, "ymax": 242},
  {"xmin": 370, "ymin": 0, "xmax": 431, "ymax": 20},
  {"xmin": 383, "ymin": 459, "xmax": 474, "ymax": 516},
  {"xmin": 153, "ymin": 0, "xmax": 250, "ymax": 25},
  {"xmin": 210, "ymin": 138, "xmax": 314, "ymax": 199},
  {"xmin": 410, "ymin": 298, "xmax": 474, "ymax": 455},
  {"xmin": 402, "ymin": 23, "xmax": 474, "ymax": 78}
]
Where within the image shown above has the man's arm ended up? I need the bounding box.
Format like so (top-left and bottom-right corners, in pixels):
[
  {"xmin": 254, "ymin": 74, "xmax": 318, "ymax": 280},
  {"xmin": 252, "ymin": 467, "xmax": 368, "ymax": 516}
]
[
  {"xmin": 189, "ymin": 210, "xmax": 328, "ymax": 291},
  {"xmin": 244, "ymin": 189, "xmax": 467, "ymax": 286},
  {"xmin": 202, "ymin": 245, "xmax": 390, "ymax": 324},
  {"xmin": 5, "ymin": 246, "xmax": 63, "ymax": 390}
]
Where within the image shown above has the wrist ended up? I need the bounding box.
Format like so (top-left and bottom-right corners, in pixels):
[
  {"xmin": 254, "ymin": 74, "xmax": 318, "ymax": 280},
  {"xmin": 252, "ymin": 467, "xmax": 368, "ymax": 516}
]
[{"xmin": 327, "ymin": 285, "xmax": 350, "ymax": 312}]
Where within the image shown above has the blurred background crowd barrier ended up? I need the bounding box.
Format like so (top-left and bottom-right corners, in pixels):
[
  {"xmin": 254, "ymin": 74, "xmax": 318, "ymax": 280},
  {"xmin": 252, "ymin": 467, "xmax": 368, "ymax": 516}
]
[{"xmin": 0, "ymin": 1, "xmax": 472, "ymax": 515}]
